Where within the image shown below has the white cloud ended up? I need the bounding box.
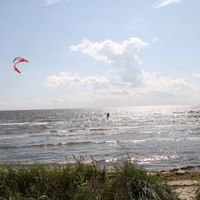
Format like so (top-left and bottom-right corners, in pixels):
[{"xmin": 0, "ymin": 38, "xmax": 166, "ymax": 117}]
[
  {"xmin": 45, "ymin": 71, "xmax": 196, "ymax": 99},
  {"xmin": 152, "ymin": 37, "xmax": 158, "ymax": 43},
  {"xmin": 45, "ymin": 72, "xmax": 110, "ymax": 88},
  {"xmin": 69, "ymin": 37, "xmax": 199, "ymax": 99},
  {"xmin": 42, "ymin": 35, "xmax": 200, "ymax": 108},
  {"xmin": 192, "ymin": 73, "xmax": 200, "ymax": 79},
  {"xmin": 44, "ymin": 73, "xmax": 200, "ymax": 107},
  {"xmin": 70, "ymin": 37, "xmax": 149, "ymax": 86},
  {"xmin": 142, "ymin": 72, "xmax": 192, "ymax": 95},
  {"xmin": 154, "ymin": 0, "xmax": 181, "ymax": 8},
  {"xmin": 70, "ymin": 38, "xmax": 148, "ymax": 65},
  {"xmin": 4, "ymin": 71, "xmax": 200, "ymax": 110},
  {"xmin": 45, "ymin": 0, "xmax": 61, "ymax": 5},
  {"xmin": 45, "ymin": 0, "xmax": 71, "ymax": 5}
]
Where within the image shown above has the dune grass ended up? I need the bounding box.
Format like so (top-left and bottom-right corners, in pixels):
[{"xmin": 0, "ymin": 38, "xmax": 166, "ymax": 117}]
[
  {"xmin": 196, "ymin": 188, "xmax": 200, "ymax": 200},
  {"xmin": 0, "ymin": 161, "xmax": 177, "ymax": 200}
]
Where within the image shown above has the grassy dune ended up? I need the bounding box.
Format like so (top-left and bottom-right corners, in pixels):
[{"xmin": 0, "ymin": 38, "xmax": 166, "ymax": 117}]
[{"xmin": 0, "ymin": 161, "xmax": 178, "ymax": 200}]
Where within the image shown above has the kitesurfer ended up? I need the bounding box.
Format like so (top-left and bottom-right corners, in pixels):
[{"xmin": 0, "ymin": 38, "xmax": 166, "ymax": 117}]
[{"xmin": 106, "ymin": 113, "xmax": 110, "ymax": 119}]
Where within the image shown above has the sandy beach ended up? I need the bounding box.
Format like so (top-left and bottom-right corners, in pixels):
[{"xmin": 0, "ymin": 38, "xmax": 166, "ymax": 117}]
[
  {"xmin": 155, "ymin": 170, "xmax": 200, "ymax": 200},
  {"xmin": 168, "ymin": 179, "xmax": 198, "ymax": 200}
]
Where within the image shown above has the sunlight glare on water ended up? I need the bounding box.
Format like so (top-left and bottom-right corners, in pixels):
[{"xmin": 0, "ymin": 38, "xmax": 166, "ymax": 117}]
[{"xmin": 0, "ymin": 105, "xmax": 200, "ymax": 170}]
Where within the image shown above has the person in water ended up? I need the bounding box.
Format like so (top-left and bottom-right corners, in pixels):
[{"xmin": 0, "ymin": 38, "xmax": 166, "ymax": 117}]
[{"xmin": 106, "ymin": 113, "xmax": 110, "ymax": 119}]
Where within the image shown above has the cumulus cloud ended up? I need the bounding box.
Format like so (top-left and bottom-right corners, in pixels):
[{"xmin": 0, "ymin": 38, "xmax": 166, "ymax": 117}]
[
  {"xmin": 70, "ymin": 38, "xmax": 148, "ymax": 64},
  {"xmin": 42, "ymin": 35, "xmax": 200, "ymax": 107},
  {"xmin": 70, "ymin": 37, "xmax": 149, "ymax": 86},
  {"xmin": 45, "ymin": 72, "xmax": 110, "ymax": 88},
  {"xmin": 154, "ymin": 0, "xmax": 181, "ymax": 8},
  {"xmin": 69, "ymin": 37, "xmax": 196, "ymax": 95}
]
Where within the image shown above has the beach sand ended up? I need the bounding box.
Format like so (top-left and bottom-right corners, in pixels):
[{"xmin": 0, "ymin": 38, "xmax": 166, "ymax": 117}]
[
  {"xmin": 168, "ymin": 179, "xmax": 198, "ymax": 200},
  {"xmin": 155, "ymin": 170, "xmax": 200, "ymax": 200}
]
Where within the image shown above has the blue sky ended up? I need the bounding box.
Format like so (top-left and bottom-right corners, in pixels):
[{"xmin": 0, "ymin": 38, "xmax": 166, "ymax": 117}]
[{"xmin": 1, "ymin": 0, "xmax": 200, "ymax": 110}]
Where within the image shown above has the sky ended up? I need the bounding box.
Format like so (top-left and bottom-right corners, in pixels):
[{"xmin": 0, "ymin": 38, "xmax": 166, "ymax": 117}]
[{"xmin": 0, "ymin": 0, "xmax": 200, "ymax": 110}]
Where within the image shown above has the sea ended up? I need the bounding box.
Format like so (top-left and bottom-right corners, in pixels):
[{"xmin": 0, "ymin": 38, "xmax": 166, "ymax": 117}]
[{"xmin": 0, "ymin": 105, "xmax": 200, "ymax": 171}]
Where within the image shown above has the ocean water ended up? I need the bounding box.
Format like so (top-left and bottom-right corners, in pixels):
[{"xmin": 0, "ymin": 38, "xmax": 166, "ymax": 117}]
[{"xmin": 0, "ymin": 105, "xmax": 200, "ymax": 171}]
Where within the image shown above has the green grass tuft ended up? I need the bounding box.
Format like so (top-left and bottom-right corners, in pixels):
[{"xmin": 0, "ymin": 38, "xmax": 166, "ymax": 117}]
[{"xmin": 0, "ymin": 161, "xmax": 177, "ymax": 200}]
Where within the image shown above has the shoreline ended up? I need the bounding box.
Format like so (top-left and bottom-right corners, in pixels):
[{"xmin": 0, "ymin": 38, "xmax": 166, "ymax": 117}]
[{"xmin": 1, "ymin": 160, "xmax": 200, "ymax": 172}]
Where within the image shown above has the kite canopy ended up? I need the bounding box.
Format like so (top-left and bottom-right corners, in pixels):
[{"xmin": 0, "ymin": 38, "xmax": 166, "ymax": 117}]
[{"xmin": 13, "ymin": 57, "xmax": 29, "ymax": 74}]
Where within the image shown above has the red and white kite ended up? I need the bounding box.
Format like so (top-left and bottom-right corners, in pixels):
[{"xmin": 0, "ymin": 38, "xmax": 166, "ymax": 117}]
[{"xmin": 13, "ymin": 57, "xmax": 29, "ymax": 74}]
